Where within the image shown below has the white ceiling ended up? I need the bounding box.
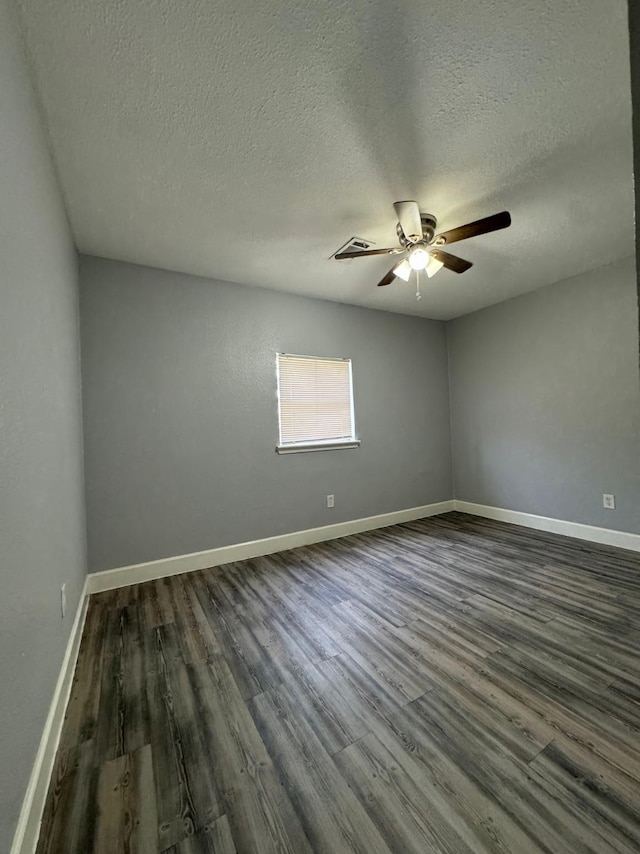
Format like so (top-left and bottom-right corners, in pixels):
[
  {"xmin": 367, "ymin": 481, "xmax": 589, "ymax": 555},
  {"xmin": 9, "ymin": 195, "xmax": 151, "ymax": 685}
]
[{"xmin": 17, "ymin": 0, "xmax": 635, "ymax": 320}]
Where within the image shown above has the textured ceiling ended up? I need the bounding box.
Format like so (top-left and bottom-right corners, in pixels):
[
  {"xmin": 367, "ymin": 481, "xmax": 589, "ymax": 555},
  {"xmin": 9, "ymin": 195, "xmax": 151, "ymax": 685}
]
[{"xmin": 17, "ymin": 0, "xmax": 635, "ymax": 319}]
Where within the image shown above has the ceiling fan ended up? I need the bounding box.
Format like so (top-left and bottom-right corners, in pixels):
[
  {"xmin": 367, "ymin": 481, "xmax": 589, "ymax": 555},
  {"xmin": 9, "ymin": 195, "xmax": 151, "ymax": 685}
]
[{"xmin": 334, "ymin": 201, "xmax": 511, "ymax": 295}]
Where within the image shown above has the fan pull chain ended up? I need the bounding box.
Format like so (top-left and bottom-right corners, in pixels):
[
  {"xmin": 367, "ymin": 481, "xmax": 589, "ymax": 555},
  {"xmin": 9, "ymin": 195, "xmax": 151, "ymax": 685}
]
[{"xmin": 415, "ymin": 268, "xmax": 422, "ymax": 301}]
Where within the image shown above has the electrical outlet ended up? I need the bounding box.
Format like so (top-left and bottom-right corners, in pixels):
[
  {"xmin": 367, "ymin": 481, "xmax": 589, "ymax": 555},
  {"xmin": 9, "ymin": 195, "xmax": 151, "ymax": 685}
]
[
  {"xmin": 60, "ymin": 584, "xmax": 67, "ymax": 618},
  {"xmin": 603, "ymin": 493, "xmax": 615, "ymax": 510},
  {"xmin": 326, "ymin": 494, "xmax": 335, "ymax": 508}
]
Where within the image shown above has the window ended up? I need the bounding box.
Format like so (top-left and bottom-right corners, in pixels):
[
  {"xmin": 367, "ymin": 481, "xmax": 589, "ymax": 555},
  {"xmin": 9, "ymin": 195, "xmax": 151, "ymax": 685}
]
[{"xmin": 276, "ymin": 353, "xmax": 359, "ymax": 453}]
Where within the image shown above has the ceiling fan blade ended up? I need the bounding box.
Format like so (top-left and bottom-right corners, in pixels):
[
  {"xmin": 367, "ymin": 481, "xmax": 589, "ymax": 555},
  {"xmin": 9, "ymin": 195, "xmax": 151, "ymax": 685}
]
[
  {"xmin": 434, "ymin": 211, "xmax": 511, "ymax": 246},
  {"xmin": 430, "ymin": 249, "xmax": 473, "ymax": 274},
  {"xmin": 377, "ymin": 262, "xmax": 404, "ymax": 287},
  {"xmin": 393, "ymin": 200, "xmax": 423, "ymax": 242},
  {"xmin": 334, "ymin": 247, "xmax": 400, "ymax": 260}
]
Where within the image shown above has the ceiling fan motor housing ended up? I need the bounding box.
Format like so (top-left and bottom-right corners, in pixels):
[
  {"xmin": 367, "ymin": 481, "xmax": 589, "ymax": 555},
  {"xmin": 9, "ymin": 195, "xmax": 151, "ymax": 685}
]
[
  {"xmin": 420, "ymin": 214, "xmax": 437, "ymax": 243},
  {"xmin": 397, "ymin": 213, "xmax": 437, "ymax": 247}
]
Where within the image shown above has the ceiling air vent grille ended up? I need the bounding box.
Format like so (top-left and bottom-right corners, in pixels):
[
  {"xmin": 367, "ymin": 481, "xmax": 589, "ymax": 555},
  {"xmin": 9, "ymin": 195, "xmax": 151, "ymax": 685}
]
[{"xmin": 332, "ymin": 237, "xmax": 373, "ymax": 259}]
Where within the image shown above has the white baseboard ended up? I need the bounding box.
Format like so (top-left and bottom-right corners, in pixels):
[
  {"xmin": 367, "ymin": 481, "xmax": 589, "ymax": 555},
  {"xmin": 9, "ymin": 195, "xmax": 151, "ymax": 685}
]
[
  {"xmin": 454, "ymin": 500, "xmax": 640, "ymax": 553},
  {"xmin": 86, "ymin": 500, "xmax": 456, "ymax": 594},
  {"xmin": 11, "ymin": 579, "xmax": 89, "ymax": 854}
]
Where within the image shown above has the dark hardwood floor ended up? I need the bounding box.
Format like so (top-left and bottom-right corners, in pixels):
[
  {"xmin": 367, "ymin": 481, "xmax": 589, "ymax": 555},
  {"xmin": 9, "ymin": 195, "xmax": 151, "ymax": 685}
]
[{"xmin": 36, "ymin": 512, "xmax": 640, "ymax": 853}]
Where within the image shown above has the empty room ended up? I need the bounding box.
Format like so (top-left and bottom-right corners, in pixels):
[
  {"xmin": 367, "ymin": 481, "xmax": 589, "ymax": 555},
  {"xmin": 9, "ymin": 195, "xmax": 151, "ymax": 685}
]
[{"xmin": 2, "ymin": 0, "xmax": 640, "ymax": 852}]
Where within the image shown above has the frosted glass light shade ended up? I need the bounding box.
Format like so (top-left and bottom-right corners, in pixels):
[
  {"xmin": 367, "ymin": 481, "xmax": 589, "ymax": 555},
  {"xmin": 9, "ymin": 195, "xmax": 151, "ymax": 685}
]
[
  {"xmin": 426, "ymin": 256, "xmax": 444, "ymax": 278},
  {"xmin": 393, "ymin": 259, "xmax": 412, "ymax": 281}
]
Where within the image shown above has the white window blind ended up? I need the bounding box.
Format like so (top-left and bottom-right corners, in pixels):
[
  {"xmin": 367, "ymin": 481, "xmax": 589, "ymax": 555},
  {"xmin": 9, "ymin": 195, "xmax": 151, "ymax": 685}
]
[{"xmin": 276, "ymin": 354, "xmax": 356, "ymax": 448}]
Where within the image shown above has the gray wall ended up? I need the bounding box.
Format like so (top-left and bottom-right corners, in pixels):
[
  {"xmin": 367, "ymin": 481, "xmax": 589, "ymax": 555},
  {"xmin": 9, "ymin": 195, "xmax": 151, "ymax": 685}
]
[
  {"xmin": 448, "ymin": 256, "xmax": 640, "ymax": 533},
  {"xmin": 79, "ymin": 255, "xmax": 453, "ymax": 573},
  {"xmin": 0, "ymin": 0, "xmax": 86, "ymax": 849}
]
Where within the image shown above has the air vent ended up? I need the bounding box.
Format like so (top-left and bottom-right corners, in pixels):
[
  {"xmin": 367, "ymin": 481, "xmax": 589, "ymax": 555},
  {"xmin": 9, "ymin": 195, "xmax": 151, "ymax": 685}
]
[{"xmin": 332, "ymin": 236, "xmax": 373, "ymax": 259}]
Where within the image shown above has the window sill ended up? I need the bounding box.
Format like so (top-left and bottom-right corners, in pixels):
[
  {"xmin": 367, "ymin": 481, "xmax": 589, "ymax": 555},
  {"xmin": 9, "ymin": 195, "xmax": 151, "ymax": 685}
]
[{"xmin": 276, "ymin": 440, "xmax": 361, "ymax": 455}]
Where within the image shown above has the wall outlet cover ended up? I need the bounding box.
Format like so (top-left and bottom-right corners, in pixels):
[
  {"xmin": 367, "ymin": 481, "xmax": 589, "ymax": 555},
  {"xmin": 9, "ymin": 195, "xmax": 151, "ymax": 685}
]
[
  {"xmin": 60, "ymin": 583, "xmax": 67, "ymax": 618},
  {"xmin": 603, "ymin": 493, "xmax": 615, "ymax": 510},
  {"xmin": 326, "ymin": 494, "xmax": 335, "ymax": 508}
]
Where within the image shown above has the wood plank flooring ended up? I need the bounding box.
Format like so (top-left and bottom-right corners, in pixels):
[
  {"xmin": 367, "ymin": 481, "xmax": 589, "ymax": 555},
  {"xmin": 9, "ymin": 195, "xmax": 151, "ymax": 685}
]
[{"xmin": 36, "ymin": 512, "xmax": 640, "ymax": 853}]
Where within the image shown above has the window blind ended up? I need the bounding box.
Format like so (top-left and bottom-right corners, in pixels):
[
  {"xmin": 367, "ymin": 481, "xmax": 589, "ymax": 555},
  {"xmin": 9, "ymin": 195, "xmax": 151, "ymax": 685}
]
[{"xmin": 277, "ymin": 354, "xmax": 355, "ymax": 446}]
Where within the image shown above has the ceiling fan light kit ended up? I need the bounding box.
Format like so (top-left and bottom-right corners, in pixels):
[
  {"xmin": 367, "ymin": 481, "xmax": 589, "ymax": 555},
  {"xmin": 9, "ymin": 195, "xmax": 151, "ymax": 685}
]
[{"xmin": 334, "ymin": 201, "xmax": 511, "ymax": 300}]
